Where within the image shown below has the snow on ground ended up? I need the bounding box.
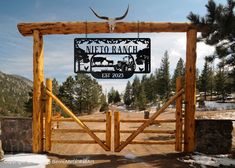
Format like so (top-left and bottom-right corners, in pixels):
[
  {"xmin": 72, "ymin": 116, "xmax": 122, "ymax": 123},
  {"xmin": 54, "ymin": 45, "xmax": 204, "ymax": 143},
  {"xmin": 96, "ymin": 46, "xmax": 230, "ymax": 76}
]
[
  {"xmin": 179, "ymin": 153, "xmax": 235, "ymax": 168},
  {"xmin": 204, "ymin": 101, "xmax": 235, "ymax": 110},
  {"xmin": 0, "ymin": 153, "xmax": 49, "ymax": 168},
  {"xmin": 124, "ymin": 153, "xmax": 137, "ymax": 160}
]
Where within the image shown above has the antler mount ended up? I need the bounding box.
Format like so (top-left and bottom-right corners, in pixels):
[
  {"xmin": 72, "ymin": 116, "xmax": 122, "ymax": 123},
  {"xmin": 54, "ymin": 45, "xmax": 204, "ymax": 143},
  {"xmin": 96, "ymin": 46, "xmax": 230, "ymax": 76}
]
[{"xmin": 90, "ymin": 5, "xmax": 129, "ymax": 32}]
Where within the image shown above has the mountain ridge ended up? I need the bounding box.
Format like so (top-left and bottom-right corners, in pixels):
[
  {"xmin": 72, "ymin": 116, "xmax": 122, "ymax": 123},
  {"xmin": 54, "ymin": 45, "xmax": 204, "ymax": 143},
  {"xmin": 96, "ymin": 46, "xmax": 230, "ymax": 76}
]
[{"xmin": 0, "ymin": 71, "xmax": 33, "ymax": 117}]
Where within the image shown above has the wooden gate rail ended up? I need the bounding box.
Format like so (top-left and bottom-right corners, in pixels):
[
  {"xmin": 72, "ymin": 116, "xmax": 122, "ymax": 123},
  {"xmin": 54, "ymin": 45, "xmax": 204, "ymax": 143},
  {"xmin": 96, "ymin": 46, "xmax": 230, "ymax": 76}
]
[
  {"xmin": 125, "ymin": 141, "xmax": 176, "ymax": 145},
  {"xmin": 120, "ymin": 130, "xmax": 175, "ymax": 134},
  {"xmin": 50, "ymin": 111, "xmax": 111, "ymax": 147},
  {"xmin": 120, "ymin": 119, "xmax": 176, "ymax": 123},
  {"xmin": 52, "ymin": 129, "xmax": 106, "ymax": 133},
  {"xmin": 51, "ymin": 140, "xmax": 106, "ymax": 144},
  {"xmin": 114, "ymin": 88, "xmax": 184, "ymax": 152},
  {"xmin": 45, "ymin": 78, "xmax": 110, "ymax": 152},
  {"xmin": 52, "ymin": 118, "xmax": 106, "ymax": 122}
]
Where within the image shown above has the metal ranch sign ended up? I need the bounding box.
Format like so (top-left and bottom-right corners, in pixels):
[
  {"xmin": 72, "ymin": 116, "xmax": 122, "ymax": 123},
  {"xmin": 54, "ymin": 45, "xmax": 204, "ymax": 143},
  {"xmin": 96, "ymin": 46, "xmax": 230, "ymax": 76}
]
[{"xmin": 74, "ymin": 38, "xmax": 151, "ymax": 79}]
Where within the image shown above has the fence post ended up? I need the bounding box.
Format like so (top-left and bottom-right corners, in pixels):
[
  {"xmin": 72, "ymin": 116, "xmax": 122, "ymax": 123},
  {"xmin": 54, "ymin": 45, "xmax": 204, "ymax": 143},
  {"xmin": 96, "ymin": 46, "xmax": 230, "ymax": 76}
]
[
  {"xmin": 114, "ymin": 111, "xmax": 120, "ymax": 152},
  {"xmin": 106, "ymin": 111, "xmax": 112, "ymax": 151},
  {"xmin": 32, "ymin": 30, "xmax": 44, "ymax": 153},
  {"xmin": 184, "ymin": 29, "xmax": 197, "ymax": 152},
  {"xmin": 45, "ymin": 79, "xmax": 52, "ymax": 152},
  {"xmin": 175, "ymin": 77, "xmax": 183, "ymax": 151}
]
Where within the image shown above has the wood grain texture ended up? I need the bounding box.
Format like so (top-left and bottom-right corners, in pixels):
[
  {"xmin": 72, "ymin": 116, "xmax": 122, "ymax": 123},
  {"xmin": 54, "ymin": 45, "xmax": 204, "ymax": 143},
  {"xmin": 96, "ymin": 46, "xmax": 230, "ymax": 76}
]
[
  {"xmin": 114, "ymin": 111, "xmax": 120, "ymax": 152},
  {"xmin": 106, "ymin": 111, "xmax": 112, "ymax": 151},
  {"xmin": 45, "ymin": 79, "xmax": 52, "ymax": 152},
  {"xmin": 184, "ymin": 29, "xmax": 197, "ymax": 152},
  {"xmin": 124, "ymin": 140, "xmax": 176, "ymax": 145},
  {"xmin": 120, "ymin": 129, "xmax": 175, "ymax": 134},
  {"xmin": 52, "ymin": 118, "xmax": 106, "ymax": 122},
  {"xmin": 51, "ymin": 140, "xmax": 105, "ymax": 144},
  {"xmin": 17, "ymin": 22, "xmax": 206, "ymax": 36},
  {"xmin": 175, "ymin": 77, "xmax": 183, "ymax": 151},
  {"xmin": 120, "ymin": 119, "xmax": 176, "ymax": 123},
  {"xmin": 32, "ymin": 30, "xmax": 44, "ymax": 153}
]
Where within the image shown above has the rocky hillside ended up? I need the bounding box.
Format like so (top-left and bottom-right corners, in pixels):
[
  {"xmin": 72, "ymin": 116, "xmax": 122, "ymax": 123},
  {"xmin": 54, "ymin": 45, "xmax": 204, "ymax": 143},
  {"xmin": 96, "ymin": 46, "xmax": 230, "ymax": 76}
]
[{"xmin": 0, "ymin": 71, "xmax": 33, "ymax": 117}]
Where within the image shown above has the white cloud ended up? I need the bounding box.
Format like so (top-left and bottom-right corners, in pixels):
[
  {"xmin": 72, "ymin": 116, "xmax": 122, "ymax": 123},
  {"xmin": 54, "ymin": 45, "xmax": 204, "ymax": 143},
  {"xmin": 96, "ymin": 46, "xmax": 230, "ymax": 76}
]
[{"xmin": 197, "ymin": 41, "xmax": 215, "ymax": 70}]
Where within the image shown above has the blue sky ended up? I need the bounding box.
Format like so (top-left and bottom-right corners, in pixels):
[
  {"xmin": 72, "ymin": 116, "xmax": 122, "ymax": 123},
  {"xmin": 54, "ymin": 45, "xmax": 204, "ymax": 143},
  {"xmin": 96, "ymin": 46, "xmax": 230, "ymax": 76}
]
[{"xmin": 0, "ymin": 0, "xmax": 226, "ymax": 93}]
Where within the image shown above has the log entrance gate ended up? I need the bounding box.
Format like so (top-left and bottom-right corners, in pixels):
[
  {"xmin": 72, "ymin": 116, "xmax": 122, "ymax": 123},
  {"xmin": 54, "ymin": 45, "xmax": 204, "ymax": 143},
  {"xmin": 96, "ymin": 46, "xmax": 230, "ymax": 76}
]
[
  {"xmin": 45, "ymin": 77, "xmax": 183, "ymax": 152},
  {"xmin": 17, "ymin": 21, "xmax": 204, "ymax": 153}
]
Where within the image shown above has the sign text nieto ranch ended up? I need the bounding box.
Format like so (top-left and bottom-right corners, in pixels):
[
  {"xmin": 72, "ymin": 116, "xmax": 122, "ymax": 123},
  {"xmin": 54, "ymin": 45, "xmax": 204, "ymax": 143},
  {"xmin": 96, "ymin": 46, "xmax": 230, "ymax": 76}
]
[{"xmin": 74, "ymin": 38, "xmax": 151, "ymax": 79}]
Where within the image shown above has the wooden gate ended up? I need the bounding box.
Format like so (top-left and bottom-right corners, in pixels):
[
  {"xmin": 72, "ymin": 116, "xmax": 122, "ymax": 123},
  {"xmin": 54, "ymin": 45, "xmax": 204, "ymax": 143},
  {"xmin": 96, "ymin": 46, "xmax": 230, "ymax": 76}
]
[
  {"xmin": 114, "ymin": 77, "xmax": 183, "ymax": 152},
  {"xmin": 44, "ymin": 79, "xmax": 112, "ymax": 152},
  {"xmin": 45, "ymin": 77, "xmax": 183, "ymax": 153}
]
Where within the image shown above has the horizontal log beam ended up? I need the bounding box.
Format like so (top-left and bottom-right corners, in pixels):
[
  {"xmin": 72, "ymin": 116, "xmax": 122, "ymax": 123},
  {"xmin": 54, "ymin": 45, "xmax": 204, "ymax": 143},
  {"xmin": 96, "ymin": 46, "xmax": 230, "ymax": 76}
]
[
  {"xmin": 122, "ymin": 140, "xmax": 176, "ymax": 145},
  {"xmin": 51, "ymin": 140, "xmax": 105, "ymax": 144},
  {"xmin": 52, "ymin": 118, "xmax": 106, "ymax": 122},
  {"xmin": 120, "ymin": 119, "xmax": 176, "ymax": 123},
  {"xmin": 120, "ymin": 129, "xmax": 175, "ymax": 134},
  {"xmin": 52, "ymin": 129, "xmax": 106, "ymax": 133},
  {"xmin": 17, "ymin": 22, "xmax": 206, "ymax": 36}
]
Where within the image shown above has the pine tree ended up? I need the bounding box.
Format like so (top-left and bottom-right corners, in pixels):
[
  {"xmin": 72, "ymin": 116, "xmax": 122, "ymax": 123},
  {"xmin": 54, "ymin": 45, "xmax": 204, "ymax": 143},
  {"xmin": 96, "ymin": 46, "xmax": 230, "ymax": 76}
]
[
  {"xmin": 157, "ymin": 51, "xmax": 171, "ymax": 99},
  {"xmin": 58, "ymin": 76, "xmax": 76, "ymax": 112},
  {"xmin": 59, "ymin": 74, "xmax": 102, "ymax": 115},
  {"xmin": 171, "ymin": 58, "xmax": 184, "ymax": 91},
  {"xmin": 100, "ymin": 93, "xmax": 109, "ymax": 112},
  {"xmin": 124, "ymin": 81, "xmax": 133, "ymax": 107},
  {"xmin": 52, "ymin": 78, "xmax": 59, "ymax": 95},
  {"xmin": 215, "ymin": 61, "xmax": 232, "ymax": 102},
  {"xmin": 188, "ymin": 0, "xmax": 235, "ymax": 92},
  {"xmin": 74, "ymin": 74, "xmax": 102, "ymax": 114},
  {"xmin": 198, "ymin": 59, "xmax": 213, "ymax": 100},
  {"xmin": 24, "ymin": 89, "xmax": 33, "ymax": 115},
  {"xmin": 114, "ymin": 91, "xmax": 121, "ymax": 103},
  {"xmin": 132, "ymin": 76, "xmax": 141, "ymax": 108},
  {"xmin": 142, "ymin": 74, "xmax": 156, "ymax": 102},
  {"xmin": 52, "ymin": 78, "xmax": 61, "ymax": 113},
  {"xmin": 154, "ymin": 68, "xmax": 160, "ymax": 99},
  {"xmin": 108, "ymin": 87, "xmax": 116, "ymax": 104},
  {"xmin": 130, "ymin": 75, "xmax": 148, "ymax": 110},
  {"xmin": 137, "ymin": 85, "xmax": 147, "ymax": 110}
]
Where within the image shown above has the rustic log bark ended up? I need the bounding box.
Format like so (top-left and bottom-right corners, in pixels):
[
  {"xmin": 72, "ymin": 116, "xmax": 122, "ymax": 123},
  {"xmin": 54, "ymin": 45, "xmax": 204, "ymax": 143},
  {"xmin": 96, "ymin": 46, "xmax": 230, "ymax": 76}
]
[{"xmin": 18, "ymin": 22, "xmax": 206, "ymax": 36}]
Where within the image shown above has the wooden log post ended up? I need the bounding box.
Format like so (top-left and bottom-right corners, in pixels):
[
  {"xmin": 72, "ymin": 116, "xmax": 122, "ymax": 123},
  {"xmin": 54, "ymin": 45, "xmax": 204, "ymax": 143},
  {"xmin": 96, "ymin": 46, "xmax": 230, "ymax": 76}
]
[
  {"xmin": 114, "ymin": 111, "xmax": 120, "ymax": 152},
  {"xmin": 33, "ymin": 30, "xmax": 44, "ymax": 153},
  {"xmin": 184, "ymin": 29, "xmax": 197, "ymax": 152},
  {"xmin": 105, "ymin": 111, "xmax": 112, "ymax": 151},
  {"xmin": 45, "ymin": 79, "xmax": 52, "ymax": 152},
  {"xmin": 175, "ymin": 77, "xmax": 183, "ymax": 151}
]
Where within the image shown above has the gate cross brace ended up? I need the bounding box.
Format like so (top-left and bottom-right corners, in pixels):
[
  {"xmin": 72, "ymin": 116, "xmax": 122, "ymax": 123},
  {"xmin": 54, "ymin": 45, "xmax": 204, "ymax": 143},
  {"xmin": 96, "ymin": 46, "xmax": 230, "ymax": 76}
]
[
  {"xmin": 46, "ymin": 90, "xmax": 110, "ymax": 151},
  {"xmin": 115, "ymin": 89, "xmax": 184, "ymax": 152}
]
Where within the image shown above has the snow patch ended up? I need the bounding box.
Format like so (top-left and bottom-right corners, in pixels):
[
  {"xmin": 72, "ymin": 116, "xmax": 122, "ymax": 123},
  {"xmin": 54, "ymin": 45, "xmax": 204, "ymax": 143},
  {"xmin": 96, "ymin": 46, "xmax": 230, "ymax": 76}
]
[
  {"xmin": 1, "ymin": 153, "xmax": 49, "ymax": 168},
  {"xmin": 124, "ymin": 153, "xmax": 137, "ymax": 160},
  {"xmin": 179, "ymin": 153, "xmax": 235, "ymax": 167}
]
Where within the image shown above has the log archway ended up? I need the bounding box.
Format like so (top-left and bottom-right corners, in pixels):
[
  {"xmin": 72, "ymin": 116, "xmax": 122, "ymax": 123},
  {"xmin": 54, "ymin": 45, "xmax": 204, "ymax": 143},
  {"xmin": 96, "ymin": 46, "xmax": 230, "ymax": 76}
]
[{"xmin": 17, "ymin": 21, "xmax": 205, "ymax": 153}]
